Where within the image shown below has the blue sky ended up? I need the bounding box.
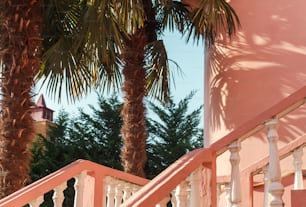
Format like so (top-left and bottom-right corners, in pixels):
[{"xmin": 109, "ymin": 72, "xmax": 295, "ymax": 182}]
[{"xmin": 36, "ymin": 31, "xmax": 204, "ymax": 123}]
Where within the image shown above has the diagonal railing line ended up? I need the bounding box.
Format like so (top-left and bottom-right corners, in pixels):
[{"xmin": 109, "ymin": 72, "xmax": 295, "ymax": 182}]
[
  {"xmin": 0, "ymin": 160, "xmax": 149, "ymax": 207},
  {"xmin": 1, "ymin": 86, "xmax": 306, "ymax": 207},
  {"xmin": 210, "ymin": 86, "xmax": 306, "ymax": 155},
  {"xmin": 120, "ymin": 148, "xmax": 214, "ymax": 207},
  {"xmin": 121, "ymin": 86, "xmax": 306, "ymax": 206},
  {"xmin": 217, "ymin": 134, "xmax": 306, "ymax": 184}
]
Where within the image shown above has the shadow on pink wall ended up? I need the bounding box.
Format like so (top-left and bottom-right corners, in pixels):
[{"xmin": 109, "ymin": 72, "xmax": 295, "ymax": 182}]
[{"xmin": 206, "ymin": 0, "xmax": 306, "ymax": 144}]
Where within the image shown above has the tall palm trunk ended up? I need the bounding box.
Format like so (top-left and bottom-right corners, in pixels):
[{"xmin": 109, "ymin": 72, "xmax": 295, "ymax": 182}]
[
  {"xmin": 0, "ymin": 0, "xmax": 42, "ymax": 197},
  {"xmin": 121, "ymin": 28, "xmax": 148, "ymax": 178},
  {"xmin": 121, "ymin": 0, "xmax": 157, "ymax": 178}
]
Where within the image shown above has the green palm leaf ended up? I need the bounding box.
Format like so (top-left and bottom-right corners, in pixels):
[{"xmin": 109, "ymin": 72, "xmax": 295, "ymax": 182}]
[
  {"xmin": 186, "ymin": 0, "xmax": 240, "ymax": 45},
  {"xmin": 145, "ymin": 40, "xmax": 181, "ymax": 103}
]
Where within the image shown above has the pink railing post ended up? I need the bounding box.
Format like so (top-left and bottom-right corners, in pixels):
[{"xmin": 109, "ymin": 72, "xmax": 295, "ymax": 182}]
[
  {"xmin": 174, "ymin": 180, "xmax": 188, "ymax": 207},
  {"xmin": 190, "ymin": 167, "xmax": 204, "ymax": 207}
]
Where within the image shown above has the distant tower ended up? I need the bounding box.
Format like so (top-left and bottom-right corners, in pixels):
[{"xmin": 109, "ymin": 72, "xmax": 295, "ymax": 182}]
[{"xmin": 31, "ymin": 94, "xmax": 54, "ymax": 137}]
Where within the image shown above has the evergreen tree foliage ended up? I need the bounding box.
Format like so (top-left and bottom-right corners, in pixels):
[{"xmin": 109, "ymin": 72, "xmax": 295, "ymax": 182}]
[
  {"xmin": 30, "ymin": 110, "xmax": 74, "ymax": 207},
  {"xmin": 145, "ymin": 91, "xmax": 203, "ymax": 178},
  {"xmin": 30, "ymin": 94, "xmax": 123, "ymax": 181},
  {"xmin": 30, "ymin": 92, "xmax": 203, "ymax": 182},
  {"xmin": 30, "ymin": 95, "xmax": 123, "ymax": 206},
  {"xmin": 31, "ymin": 110, "xmax": 72, "ymax": 181},
  {"xmin": 68, "ymin": 95, "xmax": 123, "ymax": 170}
]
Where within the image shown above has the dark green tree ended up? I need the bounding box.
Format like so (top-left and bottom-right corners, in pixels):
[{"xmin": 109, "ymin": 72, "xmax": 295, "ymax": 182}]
[
  {"xmin": 31, "ymin": 110, "xmax": 72, "ymax": 181},
  {"xmin": 30, "ymin": 91, "xmax": 203, "ymax": 182},
  {"xmin": 68, "ymin": 94, "xmax": 123, "ymax": 169},
  {"xmin": 30, "ymin": 95, "xmax": 123, "ymax": 206},
  {"xmin": 30, "ymin": 110, "xmax": 75, "ymax": 207},
  {"xmin": 30, "ymin": 94, "xmax": 123, "ymax": 181},
  {"xmin": 145, "ymin": 91, "xmax": 203, "ymax": 178}
]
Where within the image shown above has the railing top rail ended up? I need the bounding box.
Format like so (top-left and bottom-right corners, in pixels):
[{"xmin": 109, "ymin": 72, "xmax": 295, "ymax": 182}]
[
  {"xmin": 217, "ymin": 134, "xmax": 306, "ymax": 183},
  {"xmin": 121, "ymin": 86, "xmax": 306, "ymax": 206},
  {"xmin": 210, "ymin": 86, "xmax": 306, "ymax": 155},
  {"xmin": 120, "ymin": 147, "xmax": 213, "ymax": 207},
  {"xmin": 249, "ymin": 133, "xmax": 306, "ymax": 175},
  {"xmin": 0, "ymin": 159, "xmax": 149, "ymax": 207}
]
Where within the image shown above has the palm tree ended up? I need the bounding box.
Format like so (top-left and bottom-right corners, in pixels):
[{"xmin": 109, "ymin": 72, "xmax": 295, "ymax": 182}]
[
  {"xmin": 0, "ymin": 0, "xmax": 43, "ymax": 196},
  {"xmin": 40, "ymin": 0, "xmax": 239, "ymax": 178}
]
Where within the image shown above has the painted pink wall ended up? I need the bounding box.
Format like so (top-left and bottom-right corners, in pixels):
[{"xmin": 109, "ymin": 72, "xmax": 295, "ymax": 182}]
[
  {"xmin": 205, "ymin": 0, "xmax": 306, "ymax": 166},
  {"xmin": 205, "ymin": 0, "xmax": 306, "ymax": 144},
  {"xmin": 204, "ymin": 0, "xmax": 306, "ymax": 205},
  {"xmin": 254, "ymin": 174, "xmax": 306, "ymax": 207},
  {"xmin": 291, "ymin": 189, "xmax": 306, "ymax": 207}
]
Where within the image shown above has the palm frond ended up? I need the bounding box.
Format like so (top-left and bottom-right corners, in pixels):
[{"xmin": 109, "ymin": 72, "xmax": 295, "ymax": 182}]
[
  {"xmin": 145, "ymin": 40, "xmax": 181, "ymax": 103},
  {"xmin": 96, "ymin": 57, "xmax": 123, "ymax": 94},
  {"xmin": 113, "ymin": 0, "xmax": 145, "ymax": 34},
  {"xmin": 40, "ymin": 0, "xmax": 125, "ymax": 102},
  {"xmin": 38, "ymin": 37, "xmax": 93, "ymax": 103},
  {"xmin": 42, "ymin": 0, "xmax": 86, "ymax": 50},
  {"xmin": 155, "ymin": 0, "xmax": 190, "ymax": 34},
  {"xmin": 185, "ymin": 0, "xmax": 240, "ymax": 46}
]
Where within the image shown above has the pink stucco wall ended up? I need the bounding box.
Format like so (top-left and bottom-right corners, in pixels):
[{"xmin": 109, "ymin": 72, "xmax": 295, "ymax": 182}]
[
  {"xmin": 204, "ymin": 0, "xmax": 306, "ymax": 205},
  {"xmin": 205, "ymin": 0, "xmax": 306, "ymax": 165},
  {"xmin": 205, "ymin": 0, "xmax": 306, "ymax": 144}
]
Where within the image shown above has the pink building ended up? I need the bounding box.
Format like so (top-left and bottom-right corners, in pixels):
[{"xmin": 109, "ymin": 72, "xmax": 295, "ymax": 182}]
[
  {"xmin": 31, "ymin": 94, "xmax": 54, "ymax": 137},
  {"xmin": 205, "ymin": 0, "xmax": 306, "ymax": 206}
]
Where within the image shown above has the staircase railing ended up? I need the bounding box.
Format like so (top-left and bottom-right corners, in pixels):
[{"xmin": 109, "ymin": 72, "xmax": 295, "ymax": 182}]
[
  {"xmin": 121, "ymin": 86, "xmax": 306, "ymax": 207},
  {"xmin": 1, "ymin": 86, "xmax": 306, "ymax": 207},
  {"xmin": 0, "ymin": 160, "xmax": 149, "ymax": 207}
]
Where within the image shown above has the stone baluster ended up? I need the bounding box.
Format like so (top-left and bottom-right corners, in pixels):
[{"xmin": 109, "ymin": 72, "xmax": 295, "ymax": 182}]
[
  {"xmin": 229, "ymin": 141, "xmax": 241, "ymax": 207},
  {"xmin": 174, "ymin": 180, "xmax": 189, "ymax": 207},
  {"xmin": 156, "ymin": 196, "xmax": 170, "ymax": 207},
  {"xmin": 293, "ymin": 147, "xmax": 304, "ymax": 190},
  {"xmin": 171, "ymin": 189, "xmax": 177, "ymax": 206},
  {"xmin": 266, "ymin": 119, "xmax": 284, "ymax": 207},
  {"xmin": 122, "ymin": 183, "xmax": 132, "ymax": 202},
  {"xmin": 224, "ymin": 183, "xmax": 231, "ymax": 207},
  {"xmin": 263, "ymin": 165, "xmax": 271, "ymax": 207},
  {"xmin": 190, "ymin": 167, "xmax": 203, "ymax": 207},
  {"xmin": 106, "ymin": 177, "xmax": 116, "ymax": 207},
  {"xmin": 74, "ymin": 171, "xmax": 87, "ymax": 207},
  {"xmin": 131, "ymin": 184, "xmax": 140, "ymax": 195},
  {"xmin": 29, "ymin": 195, "xmax": 44, "ymax": 207},
  {"xmin": 216, "ymin": 184, "xmax": 221, "ymax": 207},
  {"xmin": 53, "ymin": 182, "xmax": 67, "ymax": 207},
  {"xmin": 114, "ymin": 181, "xmax": 124, "ymax": 207}
]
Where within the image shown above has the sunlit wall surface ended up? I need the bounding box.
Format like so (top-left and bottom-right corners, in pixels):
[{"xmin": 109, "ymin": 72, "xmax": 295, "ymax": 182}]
[{"xmin": 204, "ymin": 0, "xmax": 306, "ymax": 190}]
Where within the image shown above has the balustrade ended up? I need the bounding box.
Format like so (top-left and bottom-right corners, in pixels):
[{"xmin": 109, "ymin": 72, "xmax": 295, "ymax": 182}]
[
  {"xmin": 3, "ymin": 87, "xmax": 306, "ymax": 207},
  {"xmin": 53, "ymin": 182, "xmax": 67, "ymax": 207},
  {"xmin": 224, "ymin": 184, "xmax": 231, "ymax": 207},
  {"xmin": 189, "ymin": 167, "xmax": 204, "ymax": 207},
  {"xmin": 293, "ymin": 147, "xmax": 304, "ymax": 190},
  {"xmin": 29, "ymin": 195, "xmax": 44, "ymax": 207},
  {"xmin": 105, "ymin": 176, "xmax": 142, "ymax": 207},
  {"xmin": 174, "ymin": 180, "xmax": 189, "ymax": 207},
  {"xmin": 266, "ymin": 119, "xmax": 284, "ymax": 207},
  {"xmin": 263, "ymin": 165, "xmax": 271, "ymax": 207},
  {"xmin": 229, "ymin": 141, "xmax": 241, "ymax": 207}
]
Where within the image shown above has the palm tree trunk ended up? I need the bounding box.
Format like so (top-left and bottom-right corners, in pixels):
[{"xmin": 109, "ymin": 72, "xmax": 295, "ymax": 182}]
[
  {"xmin": 0, "ymin": 0, "xmax": 42, "ymax": 197},
  {"xmin": 121, "ymin": 28, "xmax": 147, "ymax": 178}
]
